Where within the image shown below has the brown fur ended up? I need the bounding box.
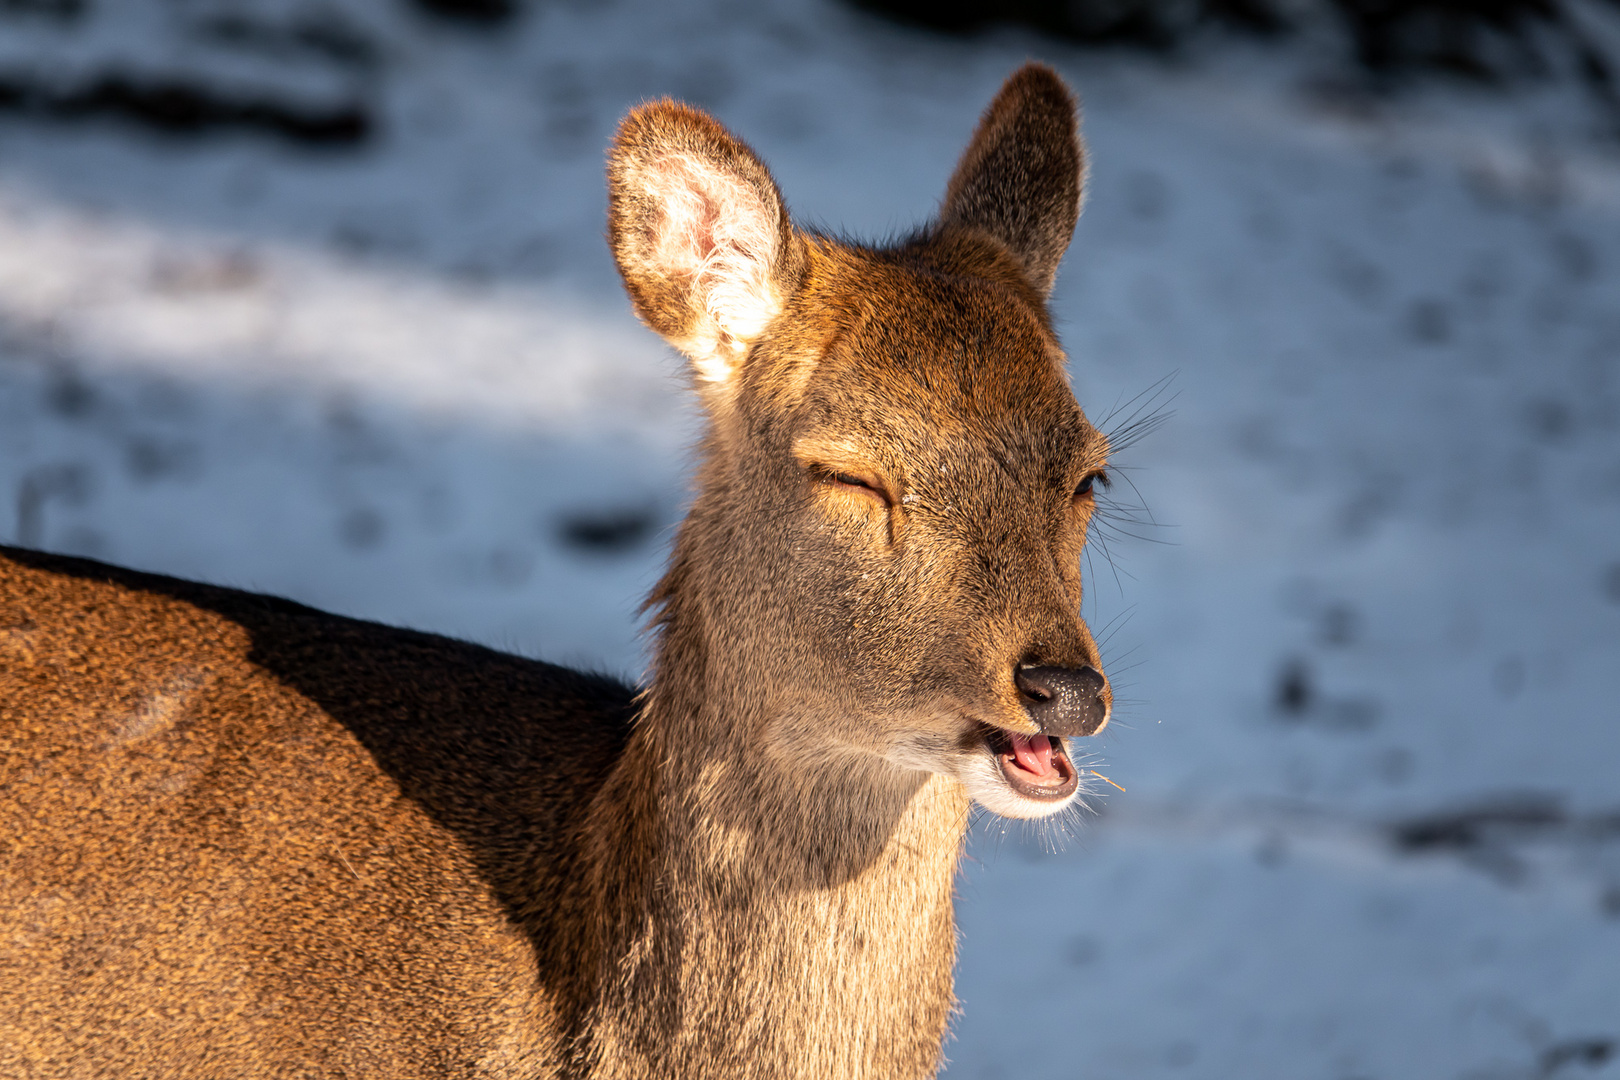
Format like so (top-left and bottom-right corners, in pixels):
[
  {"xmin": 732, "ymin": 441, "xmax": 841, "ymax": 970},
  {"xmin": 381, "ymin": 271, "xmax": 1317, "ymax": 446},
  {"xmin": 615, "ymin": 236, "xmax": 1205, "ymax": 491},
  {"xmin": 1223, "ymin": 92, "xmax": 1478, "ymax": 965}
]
[{"xmin": 1, "ymin": 63, "xmax": 1112, "ymax": 1079}]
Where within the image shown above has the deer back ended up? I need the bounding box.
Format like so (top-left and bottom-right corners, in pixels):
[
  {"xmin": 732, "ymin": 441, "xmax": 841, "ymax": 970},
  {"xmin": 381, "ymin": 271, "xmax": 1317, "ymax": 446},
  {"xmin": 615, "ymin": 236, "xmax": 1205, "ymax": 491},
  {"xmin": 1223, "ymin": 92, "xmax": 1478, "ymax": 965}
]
[{"xmin": 0, "ymin": 545, "xmax": 633, "ymax": 1076}]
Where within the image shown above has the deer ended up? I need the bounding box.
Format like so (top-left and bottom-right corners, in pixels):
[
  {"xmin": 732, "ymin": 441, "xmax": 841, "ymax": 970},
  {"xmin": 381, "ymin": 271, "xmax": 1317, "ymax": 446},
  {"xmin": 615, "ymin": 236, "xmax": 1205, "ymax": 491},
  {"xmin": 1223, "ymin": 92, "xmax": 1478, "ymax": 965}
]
[{"xmin": 0, "ymin": 62, "xmax": 1116, "ymax": 1079}]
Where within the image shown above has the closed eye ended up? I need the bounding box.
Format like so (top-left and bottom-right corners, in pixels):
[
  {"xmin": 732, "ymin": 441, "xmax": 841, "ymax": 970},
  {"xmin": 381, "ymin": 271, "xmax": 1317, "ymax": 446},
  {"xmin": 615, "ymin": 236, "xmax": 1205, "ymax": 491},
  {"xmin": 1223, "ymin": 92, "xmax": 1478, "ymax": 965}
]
[{"xmin": 821, "ymin": 468, "xmax": 892, "ymax": 506}]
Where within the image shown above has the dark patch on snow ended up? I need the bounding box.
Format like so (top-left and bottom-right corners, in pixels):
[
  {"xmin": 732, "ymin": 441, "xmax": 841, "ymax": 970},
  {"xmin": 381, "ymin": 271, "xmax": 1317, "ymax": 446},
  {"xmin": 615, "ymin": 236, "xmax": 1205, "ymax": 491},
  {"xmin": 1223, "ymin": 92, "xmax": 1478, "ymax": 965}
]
[
  {"xmin": 557, "ymin": 506, "xmax": 658, "ymax": 554},
  {"xmin": 193, "ymin": 13, "xmax": 380, "ymax": 71},
  {"xmin": 1538, "ymin": 1037, "xmax": 1614, "ymax": 1076},
  {"xmin": 0, "ymin": 0, "xmax": 82, "ymax": 20},
  {"xmin": 1340, "ymin": 478, "xmax": 1401, "ymax": 538},
  {"xmin": 1551, "ymin": 232, "xmax": 1599, "ymax": 282},
  {"xmin": 1389, "ymin": 794, "xmax": 1565, "ymax": 853},
  {"xmin": 125, "ymin": 436, "xmax": 201, "ymax": 484},
  {"xmin": 845, "ymin": 0, "xmax": 1285, "ymax": 50},
  {"xmin": 16, "ymin": 462, "xmax": 93, "ymax": 549},
  {"xmin": 1275, "ymin": 656, "xmax": 1312, "ymax": 716},
  {"xmin": 1326, "ymin": 245, "xmax": 1388, "ymax": 306},
  {"xmin": 339, "ymin": 507, "xmax": 386, "ymax": 550},
  {"xmin": 1383, "ymin": 795, "xmax": 1620, "ymax": 887},
  {"xmin": 1339, "ymin": 0, "xmax": 1560, "ymax": 82},
  {"xmin": 1525, "ymin": 398, "xmax": 1576, "ymax": 444},
  {"xmin": 0, "ymin": 71, "xmax": 372, "ymax": 148},
  {"xmin": 46, "ymin": 366, "xmax": 96, "ymax": 419},
  {"xmin": 1404, "ymin": 297, "xmax": 1452, "ymax": 345},
  {"xmin": 1272, "ymin": 661, "xmax": 1375, "ymax": 729},
  {"xmin": 845, "ymin": 0, "xmax": 1620, "ymax": 123},
  {"xmin": 411, "ymin": 0, "xmax": 519, "ymax": 27}
]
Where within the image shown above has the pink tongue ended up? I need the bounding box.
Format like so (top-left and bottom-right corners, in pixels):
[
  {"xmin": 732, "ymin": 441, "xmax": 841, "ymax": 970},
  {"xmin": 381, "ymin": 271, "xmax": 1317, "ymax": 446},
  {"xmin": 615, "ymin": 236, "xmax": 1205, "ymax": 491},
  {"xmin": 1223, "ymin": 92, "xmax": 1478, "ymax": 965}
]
[{"xmin": 1009, "ymin": 733, "xmax": 1055, "ymax": 779}]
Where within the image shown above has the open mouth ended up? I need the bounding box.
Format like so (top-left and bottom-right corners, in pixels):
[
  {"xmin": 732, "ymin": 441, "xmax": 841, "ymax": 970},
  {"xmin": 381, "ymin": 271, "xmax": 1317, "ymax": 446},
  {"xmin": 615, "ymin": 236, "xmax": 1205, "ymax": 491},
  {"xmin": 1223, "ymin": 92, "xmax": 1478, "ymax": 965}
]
[{"xmin": 982, "ymin": 726, "xmax": 1078, "ymax": 803}]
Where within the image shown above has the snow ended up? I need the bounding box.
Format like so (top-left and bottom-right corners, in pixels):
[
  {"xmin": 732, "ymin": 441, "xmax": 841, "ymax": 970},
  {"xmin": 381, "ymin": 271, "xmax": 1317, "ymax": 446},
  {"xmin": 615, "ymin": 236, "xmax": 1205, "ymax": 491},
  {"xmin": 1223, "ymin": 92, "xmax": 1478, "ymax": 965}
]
[{"xmin": 1, "ymin": 1, "xmax": 1617, "ymax": 1076}]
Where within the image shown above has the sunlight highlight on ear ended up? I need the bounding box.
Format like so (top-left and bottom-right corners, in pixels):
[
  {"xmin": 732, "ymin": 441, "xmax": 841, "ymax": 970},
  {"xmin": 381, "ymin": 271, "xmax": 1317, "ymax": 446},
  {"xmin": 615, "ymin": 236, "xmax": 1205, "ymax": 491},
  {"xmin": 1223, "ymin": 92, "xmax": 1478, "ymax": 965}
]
[{"xmin": 644, "ymin": 152, "xmax": 785, "ymax": 383}]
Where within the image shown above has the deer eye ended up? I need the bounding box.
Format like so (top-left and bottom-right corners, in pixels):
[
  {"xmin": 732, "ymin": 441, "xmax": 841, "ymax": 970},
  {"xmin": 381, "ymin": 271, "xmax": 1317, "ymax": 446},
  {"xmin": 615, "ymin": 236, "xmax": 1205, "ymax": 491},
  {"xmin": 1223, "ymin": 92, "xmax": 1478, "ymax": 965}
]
[
  {"xmin": 1074, "ymin": 471, "xmax": 1110, "ymax": 499},
  {"xmin": 820, "ymin": 468, "xmax": 890, "ymax": 505},
  {"xmin": 835, "ymin": 472, "xmax": 887, "ymax": 498}
]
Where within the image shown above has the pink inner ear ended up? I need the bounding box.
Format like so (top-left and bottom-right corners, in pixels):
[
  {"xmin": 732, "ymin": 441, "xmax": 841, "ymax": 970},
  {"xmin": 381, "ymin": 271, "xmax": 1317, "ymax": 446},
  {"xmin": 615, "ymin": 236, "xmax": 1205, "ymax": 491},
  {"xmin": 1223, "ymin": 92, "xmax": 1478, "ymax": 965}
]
[
  {"xmin": 648, "ymin": 157, "xmax": 726, "ymax": 277},
  {"xmin": 637, "ymin": 152, "xmax": 783, "ymax": 364}
]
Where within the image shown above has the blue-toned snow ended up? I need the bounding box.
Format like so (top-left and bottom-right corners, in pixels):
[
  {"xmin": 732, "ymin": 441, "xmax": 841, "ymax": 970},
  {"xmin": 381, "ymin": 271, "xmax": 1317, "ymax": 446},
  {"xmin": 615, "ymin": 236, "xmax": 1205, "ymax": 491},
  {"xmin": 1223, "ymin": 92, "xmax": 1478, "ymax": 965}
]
[{"xmin": 1, "ymin": 1, "xmax": 1617, "ymax": 1076}]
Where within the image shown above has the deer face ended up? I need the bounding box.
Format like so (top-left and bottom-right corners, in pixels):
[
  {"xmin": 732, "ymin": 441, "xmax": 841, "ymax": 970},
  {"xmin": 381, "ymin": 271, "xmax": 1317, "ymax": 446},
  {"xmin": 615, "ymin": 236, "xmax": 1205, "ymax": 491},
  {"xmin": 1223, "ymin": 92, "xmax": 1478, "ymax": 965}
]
[
  {"xmin": 610, "ymin": 65, "xmax": 1109, "ymax": 819},
  {"xmin": 726, "ymin": 246, "xmax": 1110, "ymax": 818}
]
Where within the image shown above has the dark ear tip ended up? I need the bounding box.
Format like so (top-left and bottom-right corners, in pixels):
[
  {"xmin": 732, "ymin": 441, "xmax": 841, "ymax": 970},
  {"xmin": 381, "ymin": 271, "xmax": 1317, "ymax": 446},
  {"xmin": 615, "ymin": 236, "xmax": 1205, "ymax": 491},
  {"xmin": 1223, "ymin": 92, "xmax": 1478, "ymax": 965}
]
[
  {"xmin": 1004, "ymin": 61, "xmax": 1076, "ymax": 102},
  {"xmin": 609, "ymin": 99, "xmax": 719, "ymax": 157},
  {"xmin": 994, "ymin": 63, "xmax": 1079, "ymax": 131}
]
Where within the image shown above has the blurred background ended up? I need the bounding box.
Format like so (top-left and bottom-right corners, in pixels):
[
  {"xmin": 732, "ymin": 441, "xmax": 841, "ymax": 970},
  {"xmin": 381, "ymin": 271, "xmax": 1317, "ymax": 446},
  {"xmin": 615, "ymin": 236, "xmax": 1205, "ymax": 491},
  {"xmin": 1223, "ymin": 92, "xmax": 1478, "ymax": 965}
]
[{"xmin": 2, "ymin": 0, "xmax": 1617, "ymax": 1075}]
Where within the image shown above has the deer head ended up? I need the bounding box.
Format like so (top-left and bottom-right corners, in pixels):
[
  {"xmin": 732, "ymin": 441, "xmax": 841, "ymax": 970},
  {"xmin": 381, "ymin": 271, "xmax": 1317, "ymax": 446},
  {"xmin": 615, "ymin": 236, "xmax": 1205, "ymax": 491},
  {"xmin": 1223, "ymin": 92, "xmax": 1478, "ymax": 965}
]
[{"xmin": 609, "ymin": 63, "xmax": 1110, "ymax": 821}]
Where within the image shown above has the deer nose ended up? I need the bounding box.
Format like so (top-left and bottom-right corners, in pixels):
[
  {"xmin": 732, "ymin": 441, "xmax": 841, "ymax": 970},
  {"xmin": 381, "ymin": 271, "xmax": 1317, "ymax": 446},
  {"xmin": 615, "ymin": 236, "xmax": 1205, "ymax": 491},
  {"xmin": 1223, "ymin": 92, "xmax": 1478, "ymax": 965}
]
[{"xmin": 1014, "ymin": 664, "xmax": 1109, "ymax": 737}]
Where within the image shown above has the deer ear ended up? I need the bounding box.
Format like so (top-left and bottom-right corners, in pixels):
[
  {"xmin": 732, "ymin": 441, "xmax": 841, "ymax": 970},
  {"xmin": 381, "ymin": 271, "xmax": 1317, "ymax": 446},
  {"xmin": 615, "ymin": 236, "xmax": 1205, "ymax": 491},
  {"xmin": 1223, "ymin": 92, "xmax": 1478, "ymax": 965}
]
[
  {"xmin": 940, "ymin": 63, "xmax": 1085, "ymax": 298},
  {"xmin": 608, "ymin": 101, "xmax": 804, "ymax": 387}
]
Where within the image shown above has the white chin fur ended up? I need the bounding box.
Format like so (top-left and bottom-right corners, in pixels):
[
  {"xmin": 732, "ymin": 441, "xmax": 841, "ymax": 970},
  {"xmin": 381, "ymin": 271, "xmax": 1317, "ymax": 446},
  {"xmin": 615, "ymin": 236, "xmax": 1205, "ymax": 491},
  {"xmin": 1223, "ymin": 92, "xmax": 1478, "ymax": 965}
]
[
  {"xmin": 886, "ymin": 738, "xmax": 1079, "ymax": 821},
  {"xmin": 955, "ymin": 754, "xmax": 1080, "ymax": 820}
]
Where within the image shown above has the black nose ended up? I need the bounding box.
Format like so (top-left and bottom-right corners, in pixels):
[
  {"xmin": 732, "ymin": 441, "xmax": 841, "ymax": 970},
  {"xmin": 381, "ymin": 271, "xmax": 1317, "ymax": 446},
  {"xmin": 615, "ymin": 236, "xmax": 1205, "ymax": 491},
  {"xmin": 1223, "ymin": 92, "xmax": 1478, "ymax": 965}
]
[{"xmin": 1014, "ymin": 664, "xmax": 1108, "ymax": 737}]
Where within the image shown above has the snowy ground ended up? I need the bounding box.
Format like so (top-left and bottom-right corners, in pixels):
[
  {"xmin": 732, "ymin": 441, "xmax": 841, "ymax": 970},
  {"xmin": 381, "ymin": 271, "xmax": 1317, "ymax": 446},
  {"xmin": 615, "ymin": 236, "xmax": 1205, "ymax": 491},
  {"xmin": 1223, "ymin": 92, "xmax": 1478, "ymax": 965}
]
[{"xmin": 2, "ymin": 1, "xmax": 1617, "ymax": 1076}]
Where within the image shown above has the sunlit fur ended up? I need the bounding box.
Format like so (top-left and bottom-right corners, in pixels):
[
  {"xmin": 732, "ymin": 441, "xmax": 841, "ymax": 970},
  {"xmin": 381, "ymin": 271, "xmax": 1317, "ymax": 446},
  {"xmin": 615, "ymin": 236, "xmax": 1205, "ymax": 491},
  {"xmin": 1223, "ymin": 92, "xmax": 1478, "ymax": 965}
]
[
  {"xmin": 634, "ymin": 149, "xmax": 788, "ymax": 379},
  {"xmin": 2, "ymin": 63, "xmax": 1115, "ymax": 1080}
]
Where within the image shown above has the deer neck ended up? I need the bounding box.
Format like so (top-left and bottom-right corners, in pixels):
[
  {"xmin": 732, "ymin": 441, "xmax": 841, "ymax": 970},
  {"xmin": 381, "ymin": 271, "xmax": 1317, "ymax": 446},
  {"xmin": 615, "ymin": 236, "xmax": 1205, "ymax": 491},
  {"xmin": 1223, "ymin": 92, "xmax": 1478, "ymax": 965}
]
[{"xmin": 575, "ymin": 572, "xmax": 972, "ymax": 1079}]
